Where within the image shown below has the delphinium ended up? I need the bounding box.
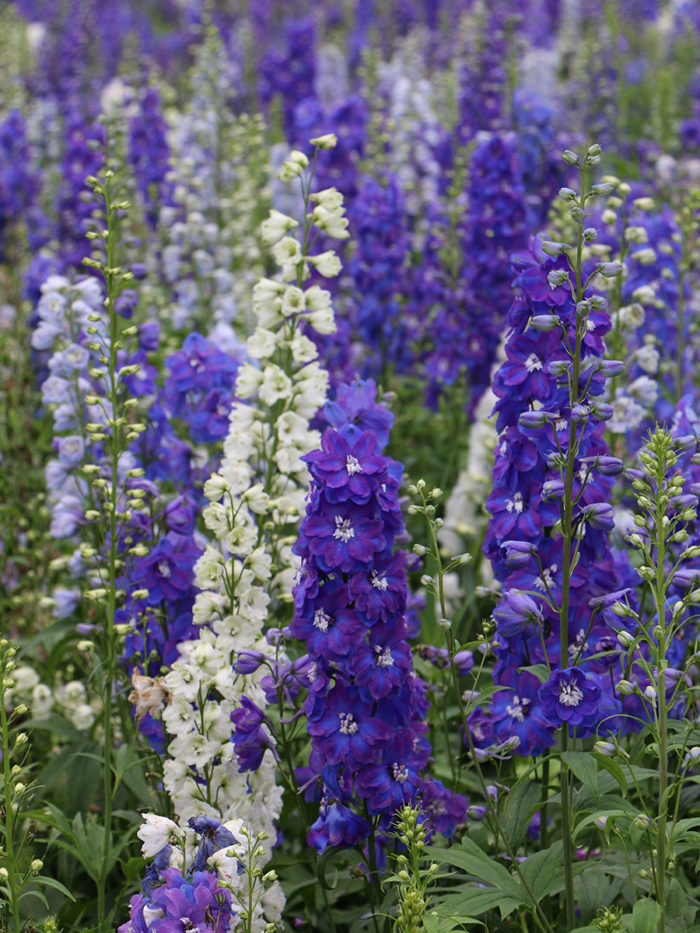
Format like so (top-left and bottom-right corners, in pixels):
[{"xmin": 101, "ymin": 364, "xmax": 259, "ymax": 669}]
[
  {"xmin": 345, "ymin": 170, "xmax": 412, "ymax": 380},
  {"xmin": 138, "ymin": 136, "xmax": 347, "ymax": 929},
  {"xmin": 121, "ymin": 329, "xmax": 243, "ymax": 753},
  {"xmin": 33, "ymin": 166, "xmax": 157, "ymax": 927},
  {"xmin": 290, "ymin": 377, "xmax": 466, "ymax": 920},
  {"xmin": 0, "ymin": 639, "xmax": 71, "ymax": 933},
  {"xmin": 483, "ymin": 144, "xmax": 639, "ymax": 930},
  {"xmin": 601, "ymin": 427, "xmax": 700, "ymax": 932},
  {"xmin": 422, "ymin": 130, "xmax": 530, "ymax": 412},
  {"xmin": 127, "ymin": 81, "xmax": 174, "ymax": 231},
  {"xmin": 142, "ymin": 25, "xmax": 270, "ymax": 339},
  {"xmin": 591, "ymin": 178, "xmax": 686, "ymax": 444}
]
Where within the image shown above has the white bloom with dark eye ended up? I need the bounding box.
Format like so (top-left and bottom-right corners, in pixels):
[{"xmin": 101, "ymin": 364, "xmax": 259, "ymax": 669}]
[{"xmin": 137, "ymin": 813, "xmax": 181, "ymax": 858}]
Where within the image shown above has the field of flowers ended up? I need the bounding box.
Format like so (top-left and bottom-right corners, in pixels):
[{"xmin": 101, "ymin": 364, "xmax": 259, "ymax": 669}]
[{"xmin": 1, "ymin": 0, "xmax": 700, "ymax": 931}]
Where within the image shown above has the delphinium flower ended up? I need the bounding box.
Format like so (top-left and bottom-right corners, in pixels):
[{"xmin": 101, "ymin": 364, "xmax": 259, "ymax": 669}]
[
  {"xmin": 128, "ymin": 82, "xmax": 174, "ymax": 231},
  {"xmin": 483, "ymin": 146, "xmax": 657, "ymax": 929},
  {"xmin": 292, "ymin": 380, "xmax": 467, "ymax": 866},
  {"xmin": 122, "ymin": 808, "xmax": 286, "ymax": 932},
  {"xmin": 345, "ymin": 171, "xmax": 412, "ymax": 379},
  {"xmin": 140, "ymin": 26, "xmax": 270, "ymax": 338},
  {"xmin": 590, "ymin": 177, "xmax": 688, "ymax": 445},
  {"xmin": 422, "ymin": 131, "xmax": 531, "ymax": 411},
  {"xmin": 156, "ymin": 139, "xmax": 348, "ymax": 927},
  {"xmin": 456, "ymin": 0, "xmax": 515, "ymax": 143},
  {"xmin": 257, "ymin": 16, "xmax": 318, "ymax": 144},
  {"xmin": 0, "ymin": 109, "xmax": 42, "ymax": 262},
  {"xmin": 121, "ymin": 330, "xmax": 244, "ymax": 752},
  {"xmin": 53, "ymin": 109, "xmax": 106, "ymax": 273}
]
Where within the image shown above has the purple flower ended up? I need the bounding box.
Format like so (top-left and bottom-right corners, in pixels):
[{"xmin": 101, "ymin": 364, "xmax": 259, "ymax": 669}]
[
  {"xmin": 493, "ymin": 591, "xmax": 544, "ymax": 638},
  {"xmin": 538, "ymin": 667, "xmax": 602, "ymax": 727},
  {"xmin": 307, "ymin": 801, "xmax": 370, "ymax": 853},
  {"xmin": 305, "ymin": 428, "xmax": 386, "ymax": 503}
]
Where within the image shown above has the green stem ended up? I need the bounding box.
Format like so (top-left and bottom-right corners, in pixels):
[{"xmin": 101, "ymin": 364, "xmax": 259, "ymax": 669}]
[
  {"xmin": 0, "ymin": 673, "xmax": 22, "ymax": 933},
  {"xmin": 654, "ymin": 495, "xmax": 667, "ymax": 932},
  {"xmin": 557, "ymin": 165, "xmax": 588, "ymax": 933},
  {"xmin": 424, "ymin": 502, "xmax": 554, "ymax": 933},
  {"xmin": 97, "ymin": 173, "xmax": 121, "ymax": 930}
]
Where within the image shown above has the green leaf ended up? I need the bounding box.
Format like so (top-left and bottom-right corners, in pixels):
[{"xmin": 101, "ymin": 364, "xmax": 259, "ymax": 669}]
[
  {"xmin": 594, "ymin": 753, "xmax": 628, "ymax": 797},
  {"xmin": 501, "ymin": 779, "xmax": 542, "ymax": 851},
  {"xmin": 519, "ymin": 664, "xmax": 550, "ymax": 684},
  {"xmin": 562, "ymin": 751, "xmax": 599, "ymax": 800},
  {"xmin": 437, "ymin": 884, "xmax": 523, "ymax": 921},
  {"xmin": 431, "ymin": 838, "xmax": 523, "ymax": 900},
  {"xmin": 32, "ymin": 875, "xmax": 76, "ymax": 902},
  {"xmin": 518, "ymin": 842, "xmax": 565, "ymax": 901},
  {"xmin": 632, "ymin": 898, "xmax": 661, "ymax": 933}
]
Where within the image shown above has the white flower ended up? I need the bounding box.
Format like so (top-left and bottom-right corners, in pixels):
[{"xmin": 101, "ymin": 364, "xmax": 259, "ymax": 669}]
[
  {"xmin": 288, "ymin": 333, "xmax": 318, "ymax": 363},
  {"xmin": 280, "ymin": 286, "xmax": 305, "ymax": 317},
  {"xmin": 307, "ymin": 250, "xmax": 341, "ymax": 277},
  {"xmin": 311, "ymin": 204, "xmax": 350, "ymax": 239},
  {"xmin": 247, "ymin": 328, "xmax": 278, "ymax": 360},
  {"xmin": 242, "ymin": 484, "xmax": 270, "ymax": 514},
  {"xmin": 306, "ymin": 306, "xmax": 336, "ymax": 335},
  {"xmin": 137, "ymin": 813, "xmax": 181, "ymax": 858},
  {"xmin": 246, "ymin": 548, "xmax": 272, "ymax": 580},
  {"xmin": 304, "ymin": 284, "xmax": 332, "ymax": 312},
  {"xmin": 31, "ymin": 684, "xmax": 54, "ymax": 717},
  {"xmin": 634, "ymin": 344, "xmax": 659, "ymax": 374},
  {"xmin": 70, "ymin": 704, "xmax": 95, "ymax": 731},
  {"xmin": 309, "ymin": 133, "xmax": 337, "ymax": 149},
  {"xmin": 236, "ymin": 363, "xmax": 263, "ymax": 398},
  {"xmin": 259, "ymin": 365, "xmax": 293, "ymax": 405},
  {"xmin": 310, "ymin": 187, "xmax": 343, "ymax": 211},
  {"xmin": 260, "ymin": 209, "xmax": 298, "ymax": 246},
  {"xmin": 272, "ymin": 237, "xmax": 303, "ymax": 279}
]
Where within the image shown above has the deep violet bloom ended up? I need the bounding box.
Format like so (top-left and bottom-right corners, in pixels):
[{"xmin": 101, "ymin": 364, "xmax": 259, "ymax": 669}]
[
  {"xmin": 307, "ymin": 801, "xmax": 370, "ymax": 853},
  {"xmin": 119, "ymin": 867, "xmax": 234, "ymax": 933},
  {"xmin": 305, "ymin": 428, "xmax": 386, "ymax": 503},
  {"xmin": 538, "ymin": 667, "xmax": 602, "ymax": 727},
  {"xmin": 188, "ymin": 816, "xmax": 237, "ymax": 872}
]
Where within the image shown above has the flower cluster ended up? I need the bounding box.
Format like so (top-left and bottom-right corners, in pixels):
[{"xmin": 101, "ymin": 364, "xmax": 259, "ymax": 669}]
[
  {"xmin": 292, "ymin": 381, "xmax": 466, "ymax": 850},
  {"xmin": 152, "ymin": 141, "xmax": 347, "ymax": 923},
  {"xmin": 482, "ymin": 150, "xmax": 640, "ymax": 754}
]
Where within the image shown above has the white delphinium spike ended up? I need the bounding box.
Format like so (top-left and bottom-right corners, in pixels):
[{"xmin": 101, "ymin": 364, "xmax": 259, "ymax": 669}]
[{"xmin": 160, "ymin": 141, "xmax": 348, "ymax": 924}]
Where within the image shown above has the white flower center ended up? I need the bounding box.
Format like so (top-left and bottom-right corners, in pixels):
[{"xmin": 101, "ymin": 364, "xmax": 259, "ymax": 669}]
[
  {"xmin": 345, "ymin": 455, "xmax": 362, "ymax": 475},
  {"xmin": 370, "ymin": 571, "xmax": 388, "ymax": 591},
  {"xmin": 506, "ymin": 695, "xmax": 530, "ymax": 722},
  {"xmin": 339, "ymin": 712, "xmax": 358, "ymax": 734},
  {"xmin": 525, "ymin": 353, "xmax": 543, "ymax": 372},
  {"xmin": 534, "ymin": 564, "xmax": 557, "ymax": 590},
  {"xmin": 313, "ymin": 609, "xmax": 331, "ymax": 632},
  {"xmin": 375, "ymin": 646, "xmax": 394, "ymax": 668},
  {"xmin": 157, "ymin": 560, "xmax": 171, "ymax": 578},
  {"xmin": 559, "ymin": 680, "xmax": 584, "ymax": 707},
  {"xmin": 333, "ymin": 515, "xmax": 355, "ymax": 542},
  {"xmin": 392, "ymin": 763, "xmax": 409, "ymax": 783},
  {"xmin": 506, "ymin": 492, "xmax": 524, "ymax": 514}
]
